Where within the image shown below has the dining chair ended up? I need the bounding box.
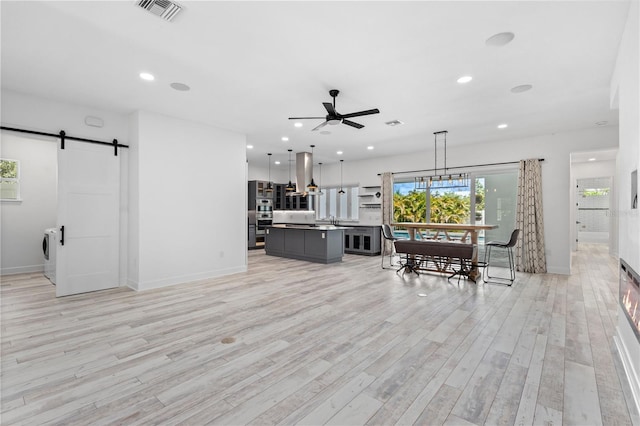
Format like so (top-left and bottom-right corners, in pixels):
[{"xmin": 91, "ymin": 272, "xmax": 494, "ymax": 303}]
[
  {"xmin": 381, "ymin": 224, "xmax": 401, "ymax": 269},
  {"xmin": 483, "ymin": 229, "xmax": 520, "ymax": 286}
]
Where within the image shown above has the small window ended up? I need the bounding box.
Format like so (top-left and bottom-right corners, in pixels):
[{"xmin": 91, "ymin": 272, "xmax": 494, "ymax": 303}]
[
  {"xmin": 316, "ymin": 185, "xmax": 359, "ymax": 221},
  {"xmin": 1, "ymin": 159, "xmax": 21, "ymax": 201}
]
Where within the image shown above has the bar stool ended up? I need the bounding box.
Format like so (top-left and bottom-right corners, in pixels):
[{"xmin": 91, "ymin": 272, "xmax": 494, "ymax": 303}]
[
  {"xmin": 483, "ymin": 229, "xmax": 520, "ymax": 286},
  {"xmin": 381, "ymin": 224, "xmax": 401, "ymax": 269}
]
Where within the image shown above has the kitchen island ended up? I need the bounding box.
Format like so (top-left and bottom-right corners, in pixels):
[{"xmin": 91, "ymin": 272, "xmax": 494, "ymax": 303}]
[{"xmin": 265, "ymin": 224, "xmax": 348, "ymax": 264}]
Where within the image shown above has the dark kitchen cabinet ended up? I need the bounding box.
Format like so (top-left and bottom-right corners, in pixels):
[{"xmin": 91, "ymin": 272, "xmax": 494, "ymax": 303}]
[
  {"xmin": 248, "ymin": 180, "xmax": 273, "ymax": 209},
  {"xmin": 273, "ymin": 184, "xmax": 311, "ymax": 211},
  {"xmin": 285, "ymin": 194, "xmax": 309, "ymax": 210},
  {"xmin": 344, "ymin": 226, "xmax": 381, "ymax": 256},
  {"xmin": 248, "ymin": 224, "xmax": 256, "ymax": 249},
  {"xmin": 274, "ymin": 184, "xmax": 286, "ymax": 210}
]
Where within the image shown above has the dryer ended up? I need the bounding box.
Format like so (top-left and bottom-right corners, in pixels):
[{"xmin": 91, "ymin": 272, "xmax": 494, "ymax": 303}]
[{"xmin": 43, "ymin": 228, "xmax": 57, "ymax": 284}]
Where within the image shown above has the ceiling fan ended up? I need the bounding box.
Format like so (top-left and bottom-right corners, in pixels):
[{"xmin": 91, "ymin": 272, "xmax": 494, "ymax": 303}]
[{"xmin": 289, "ymin": 89, "xmax": 380, "ymax": 131}]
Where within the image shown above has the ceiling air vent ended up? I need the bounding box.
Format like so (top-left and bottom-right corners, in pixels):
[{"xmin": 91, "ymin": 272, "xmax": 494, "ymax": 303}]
[{"xmin": 136, "ymin": 0, "xmax": 182, "ymax": 22}]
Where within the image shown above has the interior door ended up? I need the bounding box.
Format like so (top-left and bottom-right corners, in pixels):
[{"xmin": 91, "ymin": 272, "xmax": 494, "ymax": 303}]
[
  {"xmin": 576, "ymin": 177, "xmax": 611, "ymax": 247},
  {"xmin": 56, "ymin": 140, "xmax": 120, "ymax": 297}
]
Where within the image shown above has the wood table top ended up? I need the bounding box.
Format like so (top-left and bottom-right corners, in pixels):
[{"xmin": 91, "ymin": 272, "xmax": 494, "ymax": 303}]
[{"xmin": 391, "ymin": 222, "xmax": 498, "ymax": 231}]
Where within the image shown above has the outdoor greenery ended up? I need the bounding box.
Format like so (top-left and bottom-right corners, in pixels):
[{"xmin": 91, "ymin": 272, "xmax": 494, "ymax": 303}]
[
  {"xmin": 392, "ymin": 180, "xmax": 489, "ymax": 225},
  {"xmin": 583, "ymin": 187, "xmax": 609, "ymax": 197},
  {"xmin": 0, "ymin": 159, "xmax": 18, "ymax": 179},
  {"xmin": 0, "ymin": 159, "xmax": 20, "ymax": 200},
  {"xmin": 393, "ymin": 190, "xmax": 470, "ymax": 224}
]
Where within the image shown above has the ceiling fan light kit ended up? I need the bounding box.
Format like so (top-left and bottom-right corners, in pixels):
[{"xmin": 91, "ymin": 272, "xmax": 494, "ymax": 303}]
[{"xmin": 289, "ymin": 89, "xmax": 380, "ymax": 131}]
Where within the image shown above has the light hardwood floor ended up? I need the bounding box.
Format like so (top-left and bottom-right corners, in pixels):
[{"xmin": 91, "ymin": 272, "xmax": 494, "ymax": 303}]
[{"xmin": 1, "ymin": 244, "xmax": 639, "ymax": 425}]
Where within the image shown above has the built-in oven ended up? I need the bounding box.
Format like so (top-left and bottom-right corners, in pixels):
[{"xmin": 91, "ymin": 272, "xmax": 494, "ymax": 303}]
[
  {"xmin": 256, "ymin": 198, "xmax": 273, "ymax": 214},
  {"xmin": 256, "ymin": 212, "xmax": 272, "ymax": 235},
  {"xmin": 255, "ymin": 199, "xmax": 273, "ymax": 235}
]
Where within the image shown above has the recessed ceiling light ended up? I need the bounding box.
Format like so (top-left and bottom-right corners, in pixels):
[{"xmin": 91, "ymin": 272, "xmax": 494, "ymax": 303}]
[
  {"xmin": 246, "ymin": 145, "xmax": 253, "ymax": 149},
  {"xmin": 275, "ymin": 161, "xmax": 281, "ymax": 165},
  {"xmin": 367, "ymin": 146, "xmax": 374, "ymax": 150},
  {"xmin": 294, "ymin": 122, "xmax": 303, "ymax": 128},
  {"xmin": 497, "ymin": 123, "xmax": 508, "ymax": 129},
  {"xmin": 139, "ymin": 72, "xmax": 155, "ymax": 81},
  {"xmin": 595, "ymin": 121, "xmax": 608, "ymax": 126},
  {"xmin": 385, "ymin": 120, "xmax": 404, "ymax": 126},
  {"xmin": 170, "ymin": 82, "xmax": 190, "ymax": 91},
  {"xmin": 281, "ymin": 136, "xmax": 289, "ymax": 141},
  {"xmin": 588, "ymin": 158, "xmax": 596, "ymax": 161},
  {"xmin": 511, "ymin": 84, "xmax": 533, "ymax": 93},
  {"xmin": 486, "ymin": 32, "xmax": 515, "ymax": 47},
  {"xmin": 457, "ymin": 76, "xmax": 473, "ymax": 84},
  {"xmin": 337, "ymin": 151, "xmax": 343, "ymax": 155}
]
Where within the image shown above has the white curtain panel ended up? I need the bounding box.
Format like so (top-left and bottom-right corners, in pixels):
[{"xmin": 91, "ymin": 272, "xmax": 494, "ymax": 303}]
[
  {"xmin": 381, "ymin": 172, "xmax": 393, "ymax": 252},
  {"xmin": 515, "ymin": 159, "xmax": 547, "ymax": 273}
]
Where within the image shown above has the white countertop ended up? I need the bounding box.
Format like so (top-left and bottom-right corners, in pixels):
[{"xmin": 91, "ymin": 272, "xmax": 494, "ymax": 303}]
[{"xmin": 270, "ymin": 224, "xmax": 350, "ymax": 231}]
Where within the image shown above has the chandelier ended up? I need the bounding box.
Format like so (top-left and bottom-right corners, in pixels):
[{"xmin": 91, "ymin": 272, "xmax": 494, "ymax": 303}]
[{"xmin": 415, "ymin": 130, "xmax": 470, "ymax": 190}]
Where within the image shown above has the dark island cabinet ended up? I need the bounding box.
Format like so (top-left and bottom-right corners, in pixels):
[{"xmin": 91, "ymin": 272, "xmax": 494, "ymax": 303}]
[
  {"xmin": 265, "ymin": 226, "xmax": 344, "ymax": 264},
  {"xmin": 344, "ymin": 226, "xmax": 381, "ymax": 256}
]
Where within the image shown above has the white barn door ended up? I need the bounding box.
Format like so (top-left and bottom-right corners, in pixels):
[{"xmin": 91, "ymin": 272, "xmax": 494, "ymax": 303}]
[{"xmin": 56, "ymin": 140, "xmax": 120, "ymax": 297}]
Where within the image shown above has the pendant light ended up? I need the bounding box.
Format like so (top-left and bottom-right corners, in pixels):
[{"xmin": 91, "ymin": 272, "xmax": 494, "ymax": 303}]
[
  {"xmin": 307, "ymin": 144, "xmax": 318, "ymax": 191},
  {"xmin": 414, "ymin": 130, "xmax": 469, "ymax": 189},
  {"xmin": 285, "ymin": 149, "xmax": 295, "ymax": 192},
  {"xmin": 338, "ymin": 159, "xmax": 345, "ymax": 194},
  {"xmin": 318, "ymin": 162, "xmax": 324, "ymax": 195},
  {"xmin": 265, "ymin": 153, "xmax": 273, "ymax": 193}
]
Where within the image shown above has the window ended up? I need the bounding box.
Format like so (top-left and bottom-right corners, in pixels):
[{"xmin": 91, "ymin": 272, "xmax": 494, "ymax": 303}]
[
  {"xmin": 392, "ymin": 178, "xmax": 471, "ymax": 224},
  {"xmin": 1, "ymin": 159, "xmax": 20, "ymax": 201},
  {"xmin": 393, "ymin": 169, "xmax": 518, "ymax": 244},
  {"xmin": 316, "ymin": 185, "xmax": 359, "ymax": 221}
]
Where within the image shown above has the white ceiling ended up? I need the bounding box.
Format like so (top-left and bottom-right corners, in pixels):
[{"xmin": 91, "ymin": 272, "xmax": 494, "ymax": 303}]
[{"xmin": 0, "ymin": 1, "xmax": 629, "ymax": 167}]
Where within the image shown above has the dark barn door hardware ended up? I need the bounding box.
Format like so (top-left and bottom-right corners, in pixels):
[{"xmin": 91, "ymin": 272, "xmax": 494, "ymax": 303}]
[{"xmin": 1, "ymin": 126, "xmax": 129, "ymax": 156}]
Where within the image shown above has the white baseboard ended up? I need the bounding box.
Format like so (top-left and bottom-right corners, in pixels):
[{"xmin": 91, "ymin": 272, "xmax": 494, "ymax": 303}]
[
  {"xmin": 133, "ymin": 265, "xmax": 248, "ymax": 291},
  {"xmin": 614, "ymin": 333, "xmax": 640, "ymax": 416},
  {"xmin": 127, "ymin": 279, "xmax": 140, "ymax": 291},
  {"xmin": 546, "ymin": 265, "xmax": 570, "ymax": 275},
  {"xmin": 1, "ymin": 264, "xmax": 44, "ymax": 276}
]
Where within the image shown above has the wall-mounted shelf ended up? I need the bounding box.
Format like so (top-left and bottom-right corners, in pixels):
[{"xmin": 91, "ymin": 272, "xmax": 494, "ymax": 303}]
[{"xmin": 359, "ymin": 185, "xmax": 382, "ymax": 210}]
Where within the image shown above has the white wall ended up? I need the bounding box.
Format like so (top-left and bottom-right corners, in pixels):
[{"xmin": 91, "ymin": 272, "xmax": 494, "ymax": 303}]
[
  {"xmin": 0, "ymin": 133, "xmax": 57, "ymax": 275},
  {"xmin": 614, "ymin": 1, "xmax": 640, "ymax": 273},
  {"xmin": 612, "ymin": 0, "xmax": 640, "ymax": 413},
  {"xmin": 0, "ymin": 90, "xmax": 129, "ymax": 282},
  {"xmin": 246, "ymin": 163, "xmax": 288, "ymax": 183},
  {"xmin": 128, "ymin": 111, "xmax": 247, "ymax": 290},
  {"xmin": 261, "ymin": 125, "xmax": 618, "ymax": 274}
]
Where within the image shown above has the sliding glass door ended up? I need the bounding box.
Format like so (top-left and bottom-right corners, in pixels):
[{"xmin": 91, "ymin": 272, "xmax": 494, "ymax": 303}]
[{"xmin": 393, "ymin": 168, "xmax": 517, "ymax": 251}]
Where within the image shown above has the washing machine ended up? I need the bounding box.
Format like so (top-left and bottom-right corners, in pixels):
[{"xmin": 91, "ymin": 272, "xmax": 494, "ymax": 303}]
[{"xmin": 43, "ymin": 228, "xmax": 57, "ymax": 284}]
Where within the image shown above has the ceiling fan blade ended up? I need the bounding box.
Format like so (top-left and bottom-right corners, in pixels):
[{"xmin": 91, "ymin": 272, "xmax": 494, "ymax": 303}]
[
  {"xmin": 340, "ymin": 108, "xmax": 380, "ymax": 119},
  {"xmin": 342, "ymin": 119, "xmax": 364, "ymax": 129},
  {"xmin": 323, "ymin": 102, "xmax": 337, "ymax": 116},
  {"xmin": 312, "ymin": 121, "xmax": 329, "ymax": 131},
  {"xmin": 289, "ymin": 116, "xmax": 325, "ymax": 120}
]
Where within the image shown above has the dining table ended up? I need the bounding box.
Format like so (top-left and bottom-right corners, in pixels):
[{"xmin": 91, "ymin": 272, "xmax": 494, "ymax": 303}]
[{"xmin": 391, "ymin": 222, "xmax": 498, "ymax": 281}]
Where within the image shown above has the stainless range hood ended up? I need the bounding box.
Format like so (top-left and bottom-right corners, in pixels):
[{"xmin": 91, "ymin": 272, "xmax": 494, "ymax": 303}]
[{"xmin": 294, "ymin": 151, "xmax": 316, "ymax": 195}]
